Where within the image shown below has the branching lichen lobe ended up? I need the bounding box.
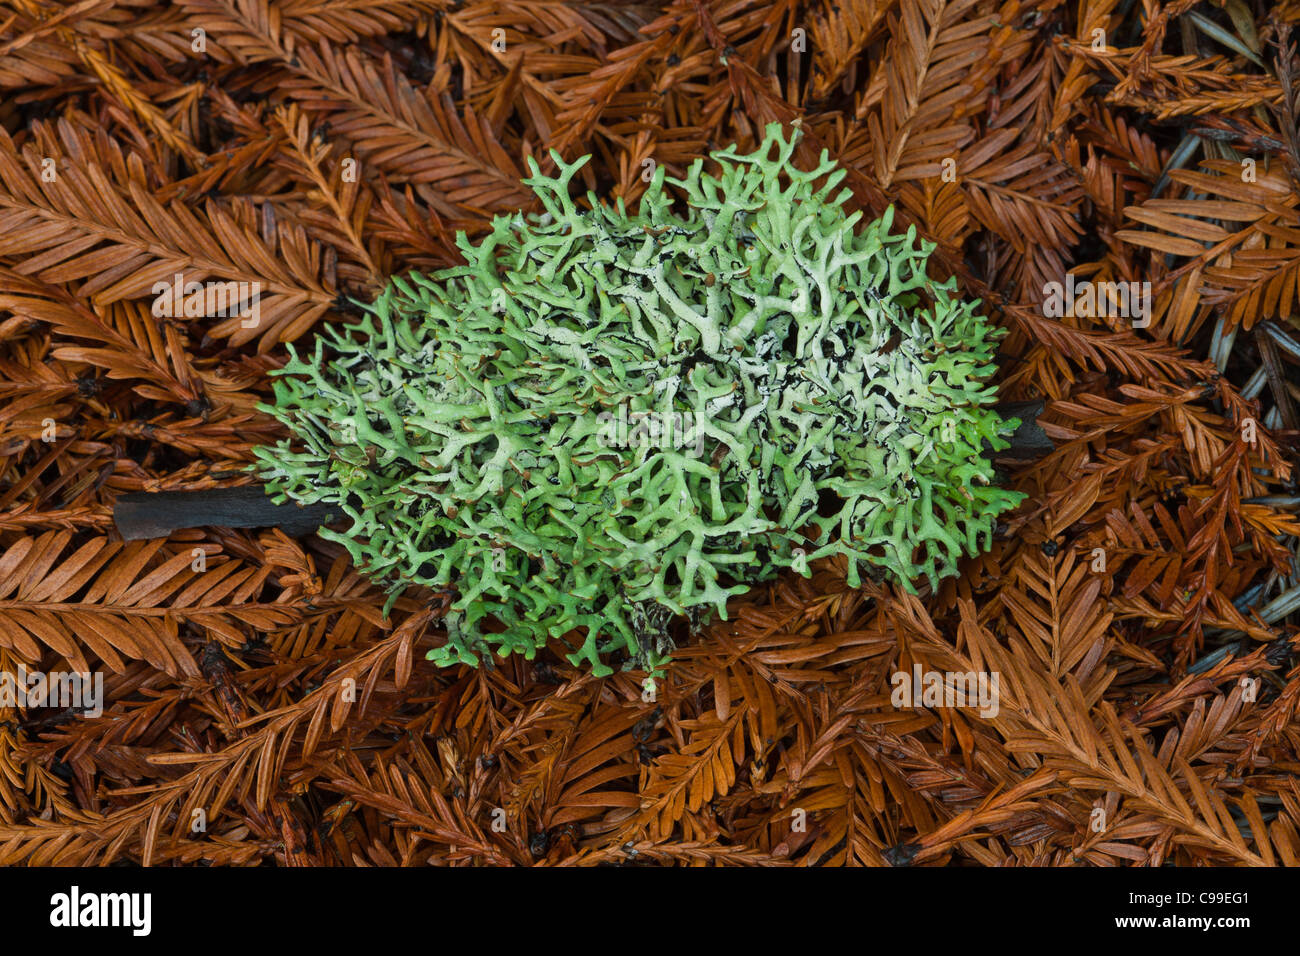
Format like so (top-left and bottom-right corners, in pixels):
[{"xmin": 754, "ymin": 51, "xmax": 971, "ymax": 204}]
[{"xmin": 253, "ymin": 123, "xmax": 1025, "ymax": 676}]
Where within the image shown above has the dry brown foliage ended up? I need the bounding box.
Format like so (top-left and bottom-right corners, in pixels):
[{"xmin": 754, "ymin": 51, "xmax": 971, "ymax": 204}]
[{"xmin": 3, "ymin": 0, "xmax": 1300, "ymax": 866}]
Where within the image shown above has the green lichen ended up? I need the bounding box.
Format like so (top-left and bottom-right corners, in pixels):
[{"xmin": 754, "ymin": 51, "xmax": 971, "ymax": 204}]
[{"xmin": 251, "ymin": 123, "xmax": 1026, "ymax": 677}]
